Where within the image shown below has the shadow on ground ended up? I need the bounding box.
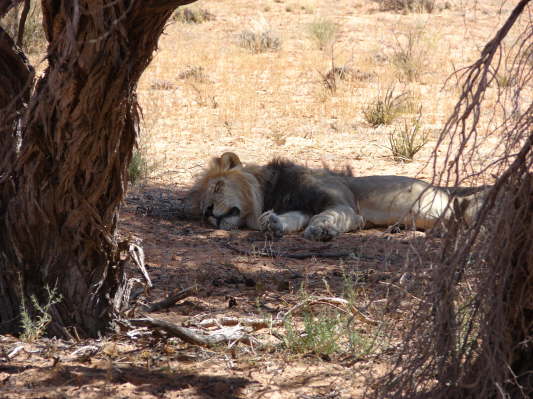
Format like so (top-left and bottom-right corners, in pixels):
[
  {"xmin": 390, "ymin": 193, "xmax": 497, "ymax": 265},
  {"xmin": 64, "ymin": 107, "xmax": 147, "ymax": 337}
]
[
  {"xmin": 1, "ymin": 363, "xmax": 251, "ymax": 398},
  {"xmin": 121, "ymin": 183, "xmax": 432, "ymax": 316}
]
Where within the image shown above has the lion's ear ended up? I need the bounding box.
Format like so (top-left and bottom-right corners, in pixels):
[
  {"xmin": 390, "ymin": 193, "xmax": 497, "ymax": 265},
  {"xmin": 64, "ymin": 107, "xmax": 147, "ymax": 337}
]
[{"xmin": 219, "ymin": 152, "xmax": 242, "ymax": 170}]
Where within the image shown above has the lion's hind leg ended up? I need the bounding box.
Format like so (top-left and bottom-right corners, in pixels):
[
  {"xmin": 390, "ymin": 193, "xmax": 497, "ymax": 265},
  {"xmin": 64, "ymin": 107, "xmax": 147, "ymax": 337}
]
[
  {"xmin": 259, "ymin": 210, "xmax": 310, "ymax": 238},
  {"xmin": 304, "ymin": 205, "xmax": 364, "ymax": 241}
]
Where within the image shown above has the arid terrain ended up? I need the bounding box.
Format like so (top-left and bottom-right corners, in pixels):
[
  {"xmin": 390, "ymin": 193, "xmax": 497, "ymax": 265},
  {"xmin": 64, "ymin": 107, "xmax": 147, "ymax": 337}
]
[{"xmin": 1, "ymin": 1, "xmax": 528, "ymax": 398}]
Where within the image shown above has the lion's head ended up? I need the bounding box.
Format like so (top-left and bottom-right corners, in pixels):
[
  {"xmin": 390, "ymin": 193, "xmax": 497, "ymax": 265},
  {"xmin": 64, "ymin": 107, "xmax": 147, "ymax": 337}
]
[{"xmin": 193, "ymin": 152, "xmax": 263, "ymax": 230}]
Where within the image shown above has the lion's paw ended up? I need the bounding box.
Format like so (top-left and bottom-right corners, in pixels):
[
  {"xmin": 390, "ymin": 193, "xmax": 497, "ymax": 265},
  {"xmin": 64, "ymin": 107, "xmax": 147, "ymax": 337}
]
[
  {"xmin": 303, "ymin": 224, "xmax": 339, "ymax": 242},
  {"xmin": 259, "ymin": 210, "xmax": 284, "ymax": 238}
]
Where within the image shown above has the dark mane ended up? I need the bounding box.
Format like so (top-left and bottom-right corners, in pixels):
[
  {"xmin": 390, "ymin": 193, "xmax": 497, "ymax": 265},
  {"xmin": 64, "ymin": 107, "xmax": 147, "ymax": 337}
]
[{"xmin": 261, "ymin": 158, "xmax": 355, "ymax": 214}]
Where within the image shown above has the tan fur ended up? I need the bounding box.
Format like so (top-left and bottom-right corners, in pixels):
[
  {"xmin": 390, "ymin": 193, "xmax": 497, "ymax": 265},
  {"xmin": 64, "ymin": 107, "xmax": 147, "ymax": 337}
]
[{"xmin": 184, "ymin": 153, "xmax": 490, "ymax": 241}]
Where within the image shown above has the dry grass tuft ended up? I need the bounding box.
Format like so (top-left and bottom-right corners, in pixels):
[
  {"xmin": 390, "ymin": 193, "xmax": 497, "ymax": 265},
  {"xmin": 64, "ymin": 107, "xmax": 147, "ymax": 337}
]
[
  {"xmin": 178, "ymin": 65, "xmax": 209, "ymax": 83},
  {"xmin": 173, "ymin": 7, "xmax": 215, "ymax": 24},
  {"xmin": 238, "ymin": 19, "xmax": 281, "ymax": 53},
  {"xmin": 307, "ymin": 18, "xmax": 338, "ymax": 50},
  {"xmin": 321, "ymin": 66, "xmax": 374, "ymax": 93},
  {"xmin": 362, "ymin": 86, "xmax": 413, "ymax": 127},
  {"xmin": 375, "ymin": 0, "xmax": 437, "ymax": 13},
  {"xmin": 387, "ymin": 115, "xmax": 430, "ymax": 161},
  {"xmin": 238, "ymin": 30, "xmax": 281, "ymax": 53},
  {"xmin": 391, "ymin": 25, "xmax": 435, "ymax": 82},
  {"xmin": 150, "ymin": 79, "xmax": 175, "ymax": 90}
]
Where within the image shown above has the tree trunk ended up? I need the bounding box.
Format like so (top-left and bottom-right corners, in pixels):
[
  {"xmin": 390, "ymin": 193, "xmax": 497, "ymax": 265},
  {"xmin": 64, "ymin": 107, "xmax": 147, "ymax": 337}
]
[{"xmin": 0, "ymin": 0, "xmax": 196, "ymax": 338}]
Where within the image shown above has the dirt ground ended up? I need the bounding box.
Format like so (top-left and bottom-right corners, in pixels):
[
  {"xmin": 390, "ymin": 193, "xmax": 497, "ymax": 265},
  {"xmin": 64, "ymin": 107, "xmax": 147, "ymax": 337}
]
[{"xmin": 1, "ymin": 1, "xmax": 525, "ymax": 398}]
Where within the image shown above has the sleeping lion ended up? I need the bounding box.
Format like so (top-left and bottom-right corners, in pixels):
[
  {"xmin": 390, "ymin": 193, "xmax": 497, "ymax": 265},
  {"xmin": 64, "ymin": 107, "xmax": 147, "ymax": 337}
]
[{"xmin": 180, "ymin": 152, "xmax": 490, "ymax": 241}]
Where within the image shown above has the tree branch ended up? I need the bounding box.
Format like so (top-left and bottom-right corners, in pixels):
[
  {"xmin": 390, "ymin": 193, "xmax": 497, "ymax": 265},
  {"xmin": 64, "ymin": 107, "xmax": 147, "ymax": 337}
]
[
  {"xmin": 16, "ymin": 0, "xmax": 30, "ymax": 47},
  {"xmin": 130, "ymin": 317, "xmax": 253, "ymax": 347},
  {"xmin": 0, "ymin": 0, "xmax": 23, "ymax": 18}
]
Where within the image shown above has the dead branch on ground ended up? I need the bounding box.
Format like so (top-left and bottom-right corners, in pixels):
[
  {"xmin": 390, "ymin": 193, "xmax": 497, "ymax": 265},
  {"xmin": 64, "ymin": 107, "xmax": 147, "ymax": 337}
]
[{"xmin": 129, "ymin": 317, "xmax": 255, "ymax": 347}]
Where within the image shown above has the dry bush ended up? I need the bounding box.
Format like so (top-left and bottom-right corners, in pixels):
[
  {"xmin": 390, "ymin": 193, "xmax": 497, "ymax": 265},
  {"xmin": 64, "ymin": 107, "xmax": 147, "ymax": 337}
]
[
  {"xmin": 387, "ymin": 115, "xmax": 429, "ymax": 161},
  {"xmin": 307, "ymin": 18, "xmax": 337, "ymax": 50},
  {"xmin": 149, "ymin": 79, "xmax": 175, "ymax": 90},
  {"xmin": 373, "ymin": 1, "xmax": 533, "ymax": 397},
  {"xmin": 238, "ymin": 19, "xmax": 281, "ymax": 53},
  {"xmin": 391, "ymin": 25, "xmax": 435, "ymax": 82},
  {"xmin": 173, "ymin": 7, "xmax": 215, "ymax": 24},
  {"xmin": 321, "ymin": 66, "xmax": 374, "ymax": 93},
  {"xmin": 375, "ymin": 0, "xmax": 437, "ymax": 13},
  {"xmin": 178, "ymin": 65, "xmax": 209, "ymax": 83},
  {"xmin": 362, "ymin": 86, "xmax": 413, "ymax": 127},
  {"xmin": 128, "ymin": 148, "xmax": 160, "ymax": 185}
]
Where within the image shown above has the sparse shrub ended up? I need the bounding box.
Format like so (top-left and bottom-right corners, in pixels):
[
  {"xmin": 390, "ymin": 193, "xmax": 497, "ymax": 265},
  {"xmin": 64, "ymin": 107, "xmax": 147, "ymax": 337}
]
[
  {"xmin": 387, "ymin": 115, "xmax": 430, "ymax": 161},
  {"xmin": 178, "ymin": 65, "xmax": 209, "ymax": 83},
  {"xmin": 283, "ymin": 312, "xmax": 343, "ymax": 356},
  {"xmin": 128, "ymin": 148, "xmax": 159, "ymax": 185},
  {"xmin": 282, "ymin": 304, "xmax": 378, "ymax": 357},
  {"xmin": 363, "ymin": 87, "xmax": 411, "ymax": 127},
  {"xmin": 392, "ymin": 26, "xmax": 434, "ymax": 82},
  {"xmin": 20, "ymin": 285, "xmax": 62, "ymax": 342},
  {"xmin": 238, "ymin": 20, "xmax": 281, "ymax": 53},
  {"xmin": 307, "ymin": 18, "xmax": 337, "ymax": 50},
  {"xmin": 322, "ymin": 66, "xmax": 374, "ymax": 92},
  {"xmin": 150, "ymin": 79, "xmax": 175, "ymax": 90},
  {"xmin": 376, "ymin": 0, "xmax": 437, "ymax": 13},
  {"xmin": 173, "ymin": 7, "xmax": 215, "ymax": 24}
]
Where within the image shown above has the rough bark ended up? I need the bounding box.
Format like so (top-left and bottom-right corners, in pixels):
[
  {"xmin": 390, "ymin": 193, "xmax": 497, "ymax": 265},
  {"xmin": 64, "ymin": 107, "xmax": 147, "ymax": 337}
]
[
  {"xmin": 0, "ymin": 0, "xmax": 196, "ymax": 338},
  {"xmin": 0, "ymin": 25, "xmax": 33, "ymax": 178}
]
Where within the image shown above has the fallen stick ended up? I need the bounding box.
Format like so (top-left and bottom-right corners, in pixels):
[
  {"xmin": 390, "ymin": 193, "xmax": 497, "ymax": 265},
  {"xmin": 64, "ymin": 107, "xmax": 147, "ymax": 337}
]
[
  {"xmin": 142, "ymin": 286, "xmax": 196, "ymax": 313},
  {"xmin": 129, "ymin": 318, "xmax": 252, "ymax": 347},
  {"xmin": 192, "ymin": 316, "xmax": 283, "ymax": 330}
]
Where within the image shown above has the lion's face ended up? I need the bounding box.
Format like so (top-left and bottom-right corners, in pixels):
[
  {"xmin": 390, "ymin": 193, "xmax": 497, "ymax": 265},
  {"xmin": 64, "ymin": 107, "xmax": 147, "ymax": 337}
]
[
  {"xmin": 201, "ymin": 175, "xmax": 249, "ymax": 230},
  {"xmin": 196, "ymin": 152, "xmax": 262, "ymax": 231}
]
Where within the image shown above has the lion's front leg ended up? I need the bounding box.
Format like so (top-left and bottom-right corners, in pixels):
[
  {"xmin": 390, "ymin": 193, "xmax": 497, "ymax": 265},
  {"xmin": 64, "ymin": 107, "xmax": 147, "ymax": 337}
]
[
  {"xmin": 304, "ymin": 205, "xmax": 364, "ymax": 241},
  {"xmin": 259, "ymin": 210, "xmax": 310, "ymax": 238}
]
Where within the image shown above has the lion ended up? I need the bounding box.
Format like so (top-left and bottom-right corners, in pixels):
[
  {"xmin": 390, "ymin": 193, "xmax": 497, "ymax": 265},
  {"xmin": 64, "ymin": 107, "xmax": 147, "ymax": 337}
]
[{"xmin": 180, "ymin": 152, "xmax": 490, "ymax": 241}]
